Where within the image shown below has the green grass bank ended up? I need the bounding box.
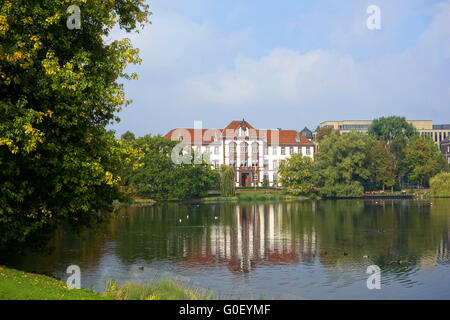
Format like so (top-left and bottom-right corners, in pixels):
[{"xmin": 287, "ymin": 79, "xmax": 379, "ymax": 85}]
[{"xmin": 0, "ymin": 266, "xmax": 211, "ymax": 300}]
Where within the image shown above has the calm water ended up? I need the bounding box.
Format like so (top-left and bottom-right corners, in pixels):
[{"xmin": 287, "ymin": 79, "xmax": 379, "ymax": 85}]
[{"xmin": 5, "ymin": 199, "xmax": 450, "ymax": 299}]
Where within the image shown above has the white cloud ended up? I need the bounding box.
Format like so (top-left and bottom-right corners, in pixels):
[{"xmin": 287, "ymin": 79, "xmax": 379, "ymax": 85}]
[
  {"xmin": 112, "ymin": 1, "xmax": 450, "ymax": 136},
  {"xmin": 176, "ymin": 1, "xmax": 450, "ymax": 124}
]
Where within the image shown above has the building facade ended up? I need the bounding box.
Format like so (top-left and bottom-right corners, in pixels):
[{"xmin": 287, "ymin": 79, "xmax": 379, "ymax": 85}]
[
  {"xmin": 316, "ymin": 120, "xmax": 450, "ymax": 146},
  {"xmin": 165, "ymin": 119, "xmax": 315, "ymax": 187},
  {"xmin": 441, "ymin": 140, "xmax": 450, "ymax": 165}
]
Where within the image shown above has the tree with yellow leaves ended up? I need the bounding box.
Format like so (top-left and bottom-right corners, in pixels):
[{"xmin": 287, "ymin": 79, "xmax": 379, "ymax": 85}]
[{"xmin": 0, "ymin": 0, "xmax": 151, "ymax": 252}]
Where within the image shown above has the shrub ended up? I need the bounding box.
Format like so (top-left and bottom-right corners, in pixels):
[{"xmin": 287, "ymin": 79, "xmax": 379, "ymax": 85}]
[
  {"xmin": 430, "ymin": 172, "xmax": 450, "ymax": 197},
  {"xmin": 319, "ymin": 181, "xmax": 364, "ymax": 198}
]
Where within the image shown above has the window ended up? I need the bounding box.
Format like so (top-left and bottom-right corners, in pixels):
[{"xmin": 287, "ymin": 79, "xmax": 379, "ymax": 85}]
[
  {"xmin": 281, "ymin": 147, "xmax": 285, "ymax": 155},
  {"xmin": 306, "ymin": 147, "xmax": 311, "ymax": 155},
  {"xmin": 273, "ymin": 160, "xmax": 278, "ymax": 170},
  {"xmin": 272, "ymin": 146, "xmax": 277, "ymax": 155},
  {"xmin": 240, "ymin": 142, "xmax": 247, "ymax": 153},
  {"xmin": 229, "ymin": 143, "xmax": 236, "ymax": 154},
  {"xmin": 290, "ymin": 147, "xmax": 294, "ymax": 154},
  {"xmin": 273, "ymin": 173, "xmax": 277, "ymax": 182},
  {"xmin": 205, "ymin": 146, "xmax": 210, "ymax": 153},
  {"xmin": 264, "ymin": 160, "xmax": 268, "ymax": 169},
  {"xmin": 213, "ymin": 160, "xmax": 219, "ymax": 169},
  {"xmin": 196, "ymin": 146, "xmax": 201, "ymax": 154},
  {"xmin": 252, "ymin": 142, "xmax": 258, "ymax": 153},
  {"xmin": 342, "ymin": 124, "xmax": 370, "ymax": 130},
  {"xmin": 252, "ymin": 159, "xmax": 258, "ymax": 167},
  {"xmin": 263, "ymin": 144, "xmax": 268, "ymax": 155},
  {"xmin": 214, "ymin": 146, "xmax": 219, "ymax": 155}
]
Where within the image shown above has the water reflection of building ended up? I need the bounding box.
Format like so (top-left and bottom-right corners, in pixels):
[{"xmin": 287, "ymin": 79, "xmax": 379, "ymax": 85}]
[{"xmin": 184, "ymin": 204, "xmax": 318, "ymax": 274}]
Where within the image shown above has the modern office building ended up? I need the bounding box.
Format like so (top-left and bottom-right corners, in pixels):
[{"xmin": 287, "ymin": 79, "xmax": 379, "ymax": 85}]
[
  {"xmin": 164, "ymin": 119, "xmax": 315, "ymax": 187},
  {"xmin": 315, "ymin": 120, "xmax": 450, "ymax": 146}
]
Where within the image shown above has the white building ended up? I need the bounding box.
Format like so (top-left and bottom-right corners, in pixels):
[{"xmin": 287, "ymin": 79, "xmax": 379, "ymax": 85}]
[{"xmin": 164, "ymin": 119, "xmax": 315, "ymax": 187}]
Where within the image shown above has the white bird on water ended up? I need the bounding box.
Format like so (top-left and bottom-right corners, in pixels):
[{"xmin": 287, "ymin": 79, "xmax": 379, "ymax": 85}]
[{"xmin": 179, "ymin": 219, "xmax": 182, "ymax": 223}]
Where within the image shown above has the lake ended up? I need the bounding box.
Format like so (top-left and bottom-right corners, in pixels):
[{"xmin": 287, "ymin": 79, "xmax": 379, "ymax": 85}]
[{"xmin": 5, "ymin": 199, "xmax": 450, "ymax": 299}]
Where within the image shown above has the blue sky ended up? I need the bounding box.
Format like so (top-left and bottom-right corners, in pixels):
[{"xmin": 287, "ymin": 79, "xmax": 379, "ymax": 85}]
[{"xmin": 111, "ymin": 0, "xmax": 450, "ymax": 137}]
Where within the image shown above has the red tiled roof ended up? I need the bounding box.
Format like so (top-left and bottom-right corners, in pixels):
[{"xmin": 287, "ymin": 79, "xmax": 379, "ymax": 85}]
[
  {"xmin": 164, "ymin": 120, "xmax": 314, "ymax": 145},
  {"xmin": 266, "ymin": 129, "xmax": 314, "ymax": 145},
  {"xmin": 164, "ymin": 128, "xmax": 222, "ymax": 144},
  {"xmin": 223, "ymin": 120, "xmax": 254, "ymax": 131}
]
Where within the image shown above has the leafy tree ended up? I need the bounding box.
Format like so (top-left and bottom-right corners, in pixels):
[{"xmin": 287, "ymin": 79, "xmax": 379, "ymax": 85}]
[
  {"xmin": 121, "ymin": 135, "xmax": 219, "ymax": 200},
  {"xmin": 121, "ymin": 131, "xmax": 136, "ymax": 141},
  {"xmin": 315, "ymin": 127, "xmax": 339, "ymax": 143},
  {"xmin": 430, "ymin": 172, "xmax": 450, "ymax": 197},
  {"xmin": 405, "ymin": 136, "xmax": 446, "ymax": 187},
  {"xmin": 0, "ymin": 1, "xmax": 150, "ymax": 250},
  {"xmin": 389, "ymin": 136, "xmax": 409, "ymax": 186},
  {"xmin": 279, "ymin": 153, "xmax": 313, "ymax": 195},
  {"xmin": 219, "ymin": 165, "xmax": 235, "ymax": 197},
  {"xmin": 368, "ymin": 116, "xmax": 416, "ymax": 143},
  {"xmin": 370, "ymin": 139, "xmax": 396, "ymax": 191},
  {"xmin": 313, "ymin": 132, "xmax": 372, "ymax": 197}
]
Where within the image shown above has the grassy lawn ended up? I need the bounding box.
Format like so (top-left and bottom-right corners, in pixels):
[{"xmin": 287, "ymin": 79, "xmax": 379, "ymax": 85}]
[
  {"xmin": 0, "ymin": 266, "xmax": 213, "ymax": 300},
  {"xmin": 0, "ymin": 266, "xmax": 110, "ymax": 300}
]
